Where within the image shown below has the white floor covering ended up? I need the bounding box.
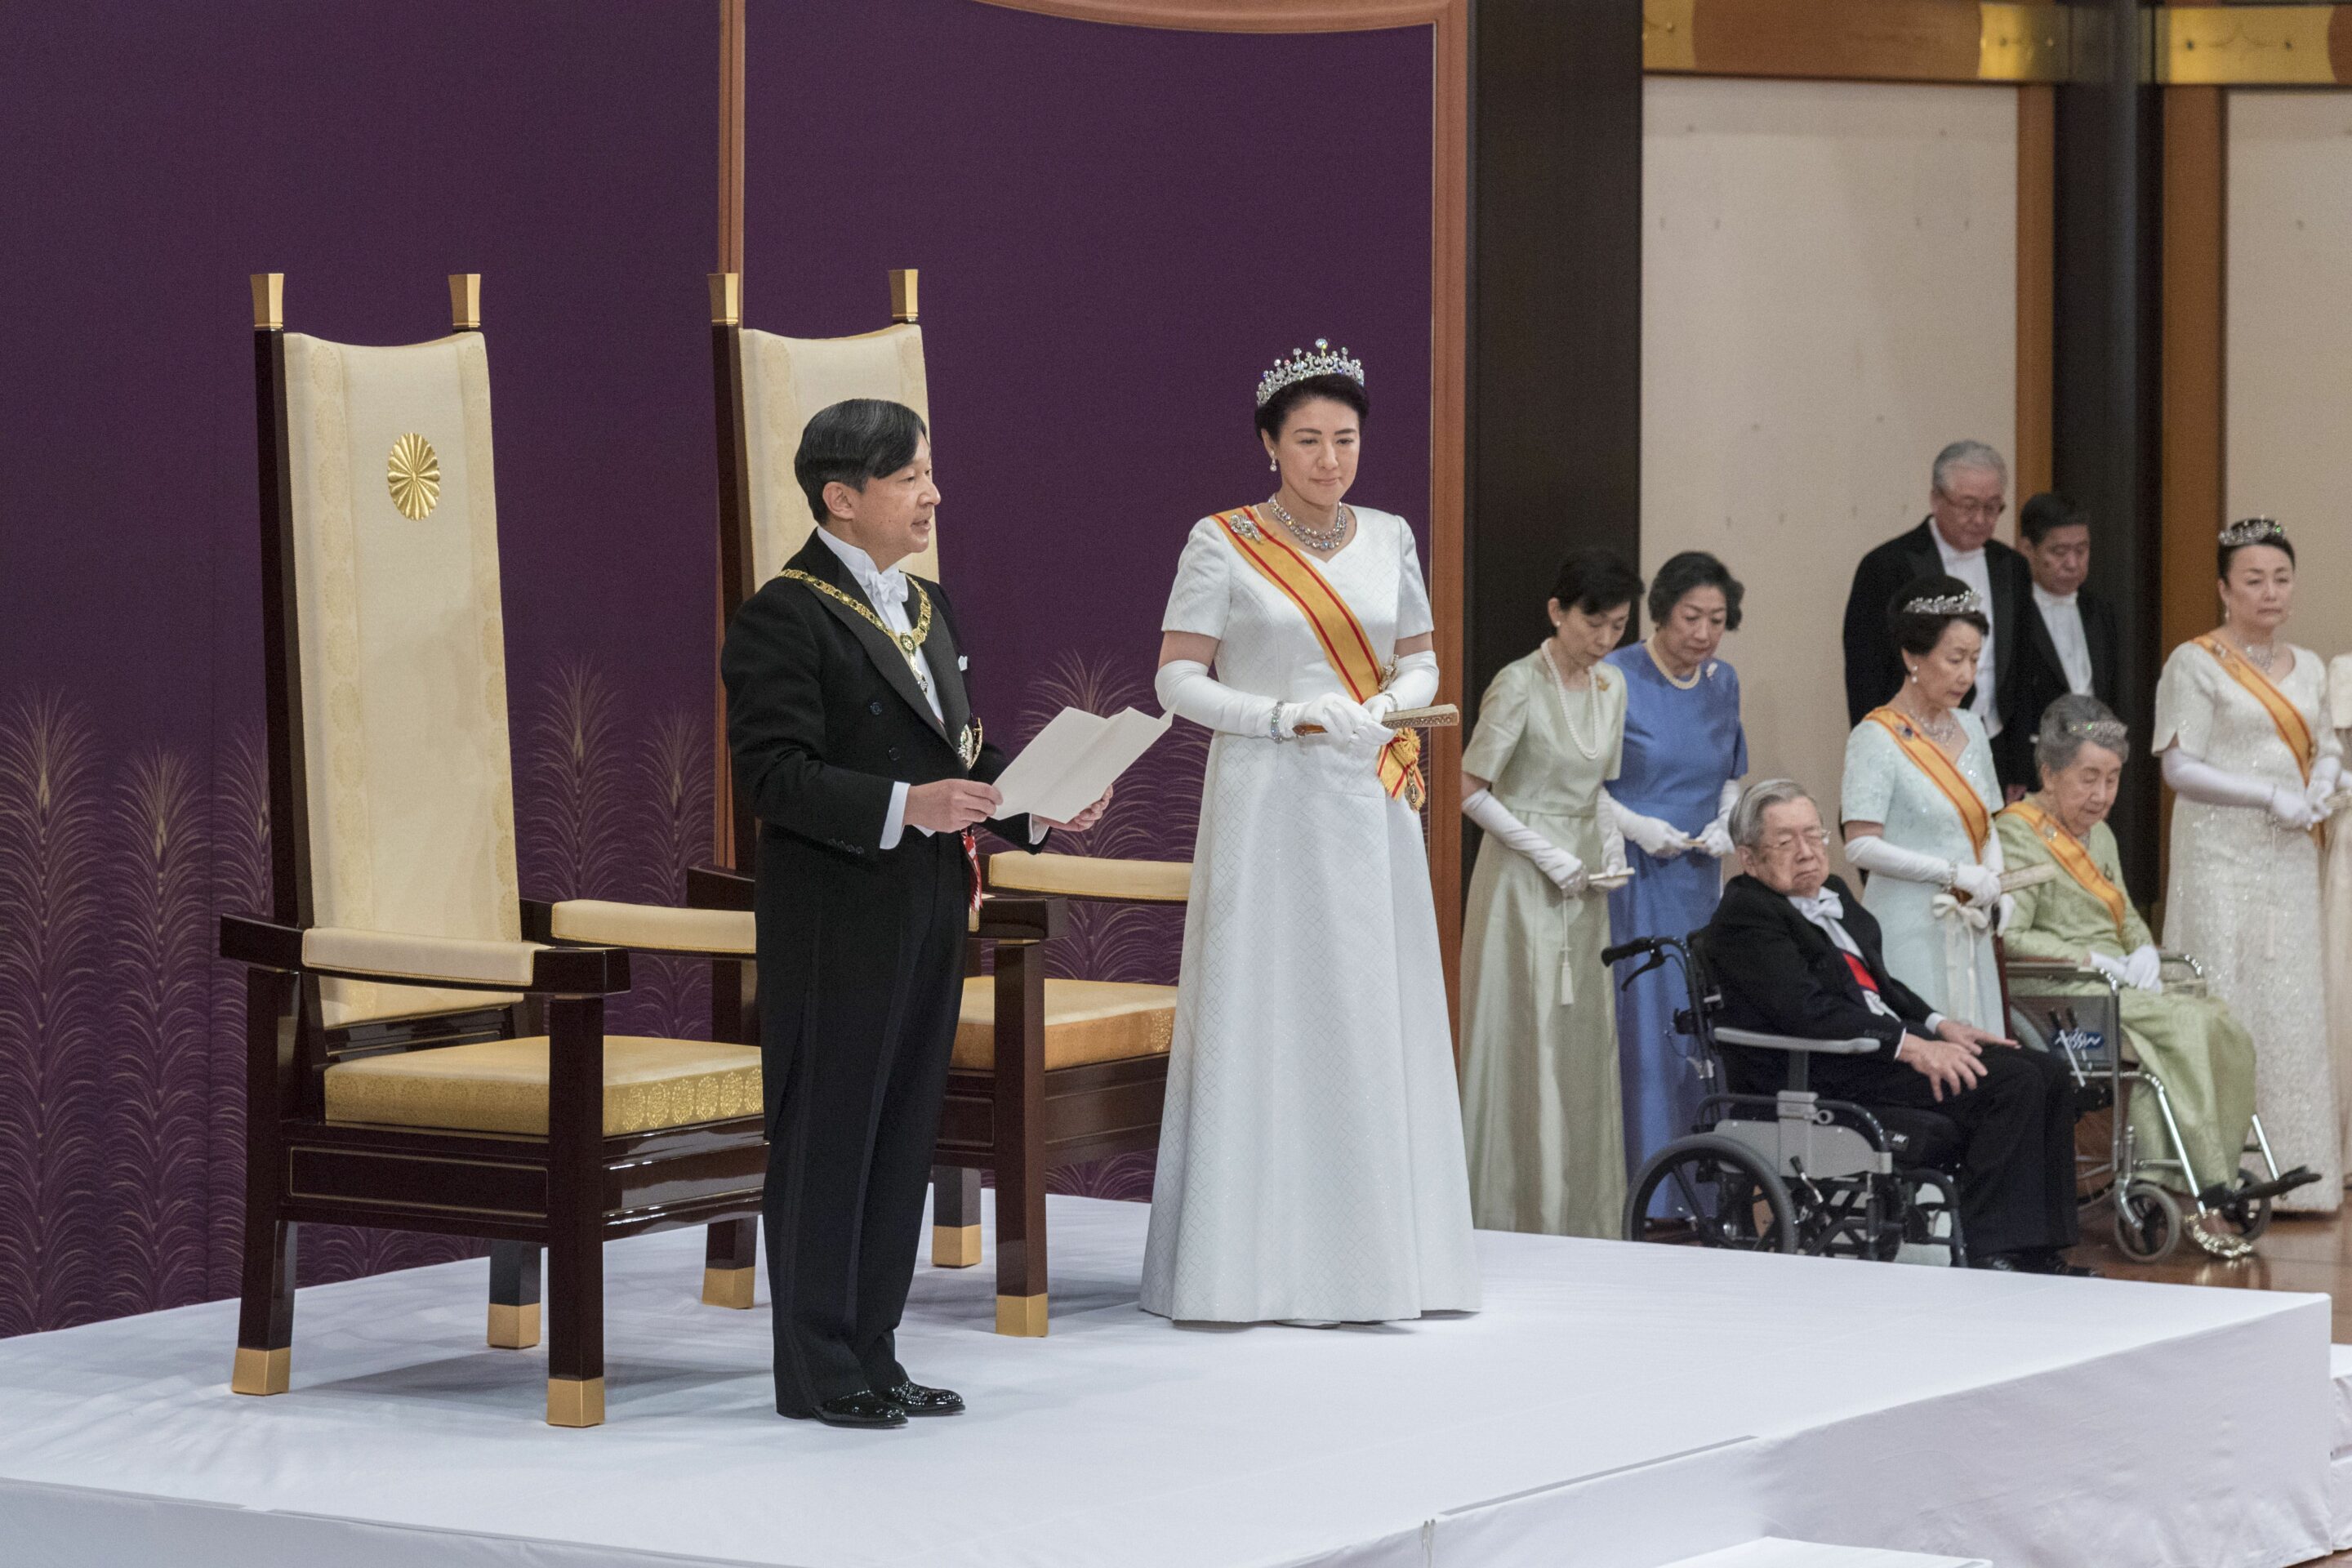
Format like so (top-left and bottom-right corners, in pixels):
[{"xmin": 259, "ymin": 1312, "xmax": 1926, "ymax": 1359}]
[{"xmin": 0, "ymin": 1193, "xmax": 2330, "ymax": 1568}]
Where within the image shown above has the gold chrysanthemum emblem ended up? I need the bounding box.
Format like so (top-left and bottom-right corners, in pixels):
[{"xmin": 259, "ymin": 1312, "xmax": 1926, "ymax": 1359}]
[{"xmin": 386, "ymin": 432, "xmax": 440, "ymax": 519}]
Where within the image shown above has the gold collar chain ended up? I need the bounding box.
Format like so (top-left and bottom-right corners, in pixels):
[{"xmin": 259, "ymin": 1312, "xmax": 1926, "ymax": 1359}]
[{"xmin": 782, "ymin": 568, "xmax": 933, "ymax": 657}]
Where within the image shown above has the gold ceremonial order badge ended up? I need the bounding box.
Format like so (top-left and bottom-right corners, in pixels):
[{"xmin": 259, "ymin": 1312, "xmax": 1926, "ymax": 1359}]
[
  {"xmin": 387, "ymin": 433, "xmax": 441, "ymax": 519},
  {"xmin": 959, "ymin": 718, "xmax": 983, "ymax": 770}
]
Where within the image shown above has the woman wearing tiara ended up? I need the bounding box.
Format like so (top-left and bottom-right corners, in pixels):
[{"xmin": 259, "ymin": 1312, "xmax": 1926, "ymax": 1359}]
[
  {"xmin": 1838, "ymin": 576, "xmax": 2011, "ymax": 1031},
  {"xmin": 1143, "ymin": 341, "xmax": 1479, "ymax": 1324},
  {"xmin": 2156, "ymin": 518, "xmax": 2343, "ymax": 1211}
]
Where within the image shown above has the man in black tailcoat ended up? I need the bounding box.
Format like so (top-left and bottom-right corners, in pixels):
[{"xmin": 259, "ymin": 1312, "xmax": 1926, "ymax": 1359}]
[
  {"xmin": 1993, "ymin": 492, "xmax": 2120, "ymax": 788},
  {"xmin": 723, "ymin": 399, "xmax": 1105, "ymax": 1428},
  {"xmin": 1842, "ymin": 440, "xmax": 2034, "ymax": 792},
  {"xmin": 1704, "ymin": 779, "xmax": 2083, "ymax": 1273}
]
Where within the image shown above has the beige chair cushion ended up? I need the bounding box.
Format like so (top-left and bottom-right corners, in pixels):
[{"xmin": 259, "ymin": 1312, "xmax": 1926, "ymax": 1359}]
[
  {"xmin": 987, "ymin": 852, "xmax": 1190, "ymax": 903},
  {"xmin": 548, "ymin": 899, "xmax": 755, "ymax": 956},
  {"xmin": 738, "ymin": 323, "xmax": 937, "ymax": 586},
  {"xmin": 324, "ymin": 1036, "xmax": 762, "ymax": 1136},
  {"xmin": 952, "ymin": 978, "xmax": 1176, "ymax": 1071},
  {"xmin": 280, "ymin": 331, "xmax": 521, "ymax": 1027}
]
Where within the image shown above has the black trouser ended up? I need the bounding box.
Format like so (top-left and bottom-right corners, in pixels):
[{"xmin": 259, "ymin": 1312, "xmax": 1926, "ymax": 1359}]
[
  {"xmin": 760, "ymin": 834, "xmax": 968, "ymax": 1414},
  {"xmin": 1816, "ymin": 1044, "xmax": 2080, "ymax": 1256}
]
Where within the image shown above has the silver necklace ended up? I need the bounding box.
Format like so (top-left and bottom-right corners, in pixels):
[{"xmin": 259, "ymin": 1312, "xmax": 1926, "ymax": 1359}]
[
  {"xmin": 1267, "ymin": 496, "xmax": 1350, "ymax": 552},
  {"xmin": 1899, "ymin": 697, "xmax": 1962, "ymax": 748},
  {"xmin": 1542, "ymin": 641, "xmax": 1606, "ymax": 761},
  {"xmin": 2239, "ymin": 639, "xmax": 2278, "ymax": 673}
]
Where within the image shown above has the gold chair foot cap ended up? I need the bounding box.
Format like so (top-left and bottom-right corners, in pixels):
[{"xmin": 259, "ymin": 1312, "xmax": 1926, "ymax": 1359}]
[
  {"xmin": 546, "ymin": 1376, "xmax": 605, "ymax": 1428},
  {"xmin": 995, "ymin": 1293, "xmax": 1048, "ymax": 1338},
  {"xmin": 932, "ymin": 1223, "xmax": 983, "ymax": 1268},
  {"xmin": 487, "ymin": 1301, "xmax": 541, "ymax": 1348},
  {"xmin": 231, "ymin": 1346, "xmax": 290, "ymax": 1396},
  {"xmin": 702, "ymin": 1265, "xmax": 756, "ymax": 1309}
]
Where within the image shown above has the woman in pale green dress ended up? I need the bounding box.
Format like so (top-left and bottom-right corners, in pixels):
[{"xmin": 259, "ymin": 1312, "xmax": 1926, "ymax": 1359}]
[
  {"xmin": 1996, "ymin": 695, "xmax": 2279, "ymax": 1232},
  {"xmin": 1458, "ymin": 550, "xmax": 1641, "ymax": 1237}
]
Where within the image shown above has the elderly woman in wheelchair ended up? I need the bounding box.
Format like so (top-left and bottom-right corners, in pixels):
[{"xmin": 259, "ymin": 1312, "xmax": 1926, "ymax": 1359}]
[{"xmin": 1997, "ymin": 694, "xmax": 2315, "ymax": 1260}]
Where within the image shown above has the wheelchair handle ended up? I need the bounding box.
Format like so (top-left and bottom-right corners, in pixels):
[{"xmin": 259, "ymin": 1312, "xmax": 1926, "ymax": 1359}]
[{"xmin": 1602, "ymin": 936, "xmax": 1670, "ymax": 967}]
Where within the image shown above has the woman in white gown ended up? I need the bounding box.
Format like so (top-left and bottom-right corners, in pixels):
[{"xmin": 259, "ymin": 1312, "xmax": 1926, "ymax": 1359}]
[
  {"xmin": 1142, "ymin": 341, "xmax": 1480, "ymax": 1325},
  {"xmin": 2156, "ymin": 518, "xmax": 2343, "ymax": 1213}
]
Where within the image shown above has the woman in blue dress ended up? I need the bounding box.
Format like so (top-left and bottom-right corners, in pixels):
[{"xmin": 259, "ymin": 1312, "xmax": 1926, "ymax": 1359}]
[{"xmin": 1603, "ymin": 553, "xmax": 1748, "ymax": 1183}]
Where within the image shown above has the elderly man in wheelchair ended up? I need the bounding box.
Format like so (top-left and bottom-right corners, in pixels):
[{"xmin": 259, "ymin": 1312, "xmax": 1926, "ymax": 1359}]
[
  {"xmin": 1996, "ymin": 694, "xmax": 2314, "ymax": 1261},
  {"xmin": 1666, "ymin": 777, "xmax": 2088, "ymax": 1274}
]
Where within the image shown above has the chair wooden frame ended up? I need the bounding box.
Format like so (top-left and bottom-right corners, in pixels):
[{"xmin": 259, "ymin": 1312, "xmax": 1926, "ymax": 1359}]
[
  {"xmin": 225, "ymin": 274, "xmax": 769, "ymax": 1427},
  {"xmin": 699, "ymin": 269, "xmax": 1181, "ymax": 1334}
]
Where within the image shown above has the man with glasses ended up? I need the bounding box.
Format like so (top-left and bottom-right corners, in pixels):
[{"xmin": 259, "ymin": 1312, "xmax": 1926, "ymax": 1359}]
[
  {"xmin": 1993, "ymin": 492, "xmax": 2118, "ymax": 791},
  {"xmin": 1842, "ymin": 442, "xmax": 2033, "ymax": 793},
  {"xmin": 1705, "ymin": 780, "xmax": 2085, "ymax": 1273}
]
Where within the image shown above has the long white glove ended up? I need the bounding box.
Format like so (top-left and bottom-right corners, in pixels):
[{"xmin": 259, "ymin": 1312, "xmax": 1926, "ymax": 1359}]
[
  {"xmin": 1695, "ymin": 778, "xmax": 1741, "ymax": 859},
  {"xmin": 1846, "ymin": 831, "xmax": 2004, "ymax": 910},
  {"xmin": 1156, "ymin": 659, "xmax": 1281, "ymax": 738},
  {"xmin": 1466, "ymin": 787, "xmax": 1586, "ymax": 893},
  {"xmin": 1597, "ymin": 791, "xmax": 1632, "ymax": 876},
  {"xmin": 1287, "ymin": 691, "xmax": 1387, "ymax": 746},
  {"xmin": 2162, "ymin": 746, "xmax": 2317, "ymax": 830},
  {"xmin": 2085, "ymin": 950, "xmax": 2131, "ymax": 986},
  {"xmin": 2121, "ymin": 943, "xmax": 2163, "ymax": 991},
  {"xmin": 1364, "ymin": 649, "xmax": 1440, "ymax": 722},
  {"xmin": 1601, "ymin": 789, "xmax": 1689, "ymax": 859},
  {"xmin": 2308, "ymin": 755, "xmax": 2345, "ymax": 813}
]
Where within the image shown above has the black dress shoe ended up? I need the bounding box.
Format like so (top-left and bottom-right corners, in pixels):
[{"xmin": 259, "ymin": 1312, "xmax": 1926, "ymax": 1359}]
[
  {"xmin": 784, "ymin": 1391, "xmax": 906, "ymax": 1429},
  {"xmin": 880, "ymin": 1380, "xmax": 964, "ymax": 1417},
  {"xmin": 1971, "ymin": 1250, "xmax": 2026, "ymax": 1272}
]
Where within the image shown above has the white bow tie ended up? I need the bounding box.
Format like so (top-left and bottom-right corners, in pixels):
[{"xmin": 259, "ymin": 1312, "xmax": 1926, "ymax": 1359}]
[
  {"xmin": 1789, "ymin": 890, "xmax": 1844, "ymax": 924},
  {"xmin": 862, "ymin": 568, "xmax": 909, "ymax": 612}
]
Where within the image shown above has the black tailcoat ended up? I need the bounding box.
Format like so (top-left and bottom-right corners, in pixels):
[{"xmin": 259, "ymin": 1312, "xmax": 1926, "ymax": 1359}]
[
  {"xmin": 722, "ymin": 531, "xmax": 1033, "ymax": 1413},
  {"xmin": 1840, "ymin": 519, "xmax": 2034, "ymax": 783},
  {"xmin": 1993, "ymin": 586, "xmax": 2121, "ymax": 787}
]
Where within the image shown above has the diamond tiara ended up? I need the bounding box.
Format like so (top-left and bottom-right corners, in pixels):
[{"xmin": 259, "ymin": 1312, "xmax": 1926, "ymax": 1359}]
[
  {"xmin": 2064, "ymin": 718, "xmax": 2128, "ymax": 748},
  {"xmin": 1256, "ymin": 338, "xmax": 1365, "ymax": 408},
  {"xmin": 2220, "ymin": 516, "xmax": 2287, "ymax": 548},
  {"xmin": 1900, "ymin": 590, "xmax": 1987, "ymax": 617}
]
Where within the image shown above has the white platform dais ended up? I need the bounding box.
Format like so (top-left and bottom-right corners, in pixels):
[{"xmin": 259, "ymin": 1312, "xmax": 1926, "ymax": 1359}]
[{"xmin": 0, "ymin": 1194, "xmax": 2328, "ymax": 1568}]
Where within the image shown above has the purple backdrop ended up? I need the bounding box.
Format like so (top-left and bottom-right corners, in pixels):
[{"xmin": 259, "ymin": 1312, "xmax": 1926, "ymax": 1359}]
[
  {"xmin": 0, "ymin": 0, "xmax": 1433, "ymax": 1335},
  {"xmin": 0, "ymin": 2, "xmax": 716, "ymax": 1337},
  {"xmin": 744, "ymin": 3, "xmax": 1433, "ymax": 1198}
]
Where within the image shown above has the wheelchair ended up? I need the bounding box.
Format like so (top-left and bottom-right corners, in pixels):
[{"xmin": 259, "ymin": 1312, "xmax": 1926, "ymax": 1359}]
[
  {"xmin": 2002, "ymin": 950, "xmax": 2311, "ymax": 1262},
  {"xmin": 1606, "ymin": 933, "xmax": 1968, "ymax": 1265}
]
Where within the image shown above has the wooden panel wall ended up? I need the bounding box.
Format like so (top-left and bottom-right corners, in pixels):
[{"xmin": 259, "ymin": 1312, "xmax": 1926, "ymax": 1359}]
[{"xmin": 1642, "ymin": 78, "xmax": 2019, "ymax": 846}]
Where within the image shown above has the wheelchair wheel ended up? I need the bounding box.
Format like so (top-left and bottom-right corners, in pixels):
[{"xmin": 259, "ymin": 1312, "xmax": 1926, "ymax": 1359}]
[
  {"xmin": 2220, "ymin": 1166, "xmax": 2274, "ymax": 1242},
  {"xmin": 2114, "ymin": 1180, "xmax": 2181, "ymax": 1262},
  {"xmin": 1625, "ymin": 1134, "xmax": 1797, "ymax": 1253}
]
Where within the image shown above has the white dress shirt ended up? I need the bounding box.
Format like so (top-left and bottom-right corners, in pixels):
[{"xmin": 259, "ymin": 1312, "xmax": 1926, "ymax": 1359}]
[
  {"xmin": 1786, "ymin": 889, "xmax": 1945, "ymax": 1039},
  {"xmin": 814, "ymin": 528, "xmax": 938, "ymax": 850},
  {"xmin": 2032, "ymin": 583, "xmax": 2094, "ymax": 696},
  {"xmin": 1931, "ymin": 529, "xmax": 2000, "ymax": 738},
  {"xmin": 813, "ymin": 528, "xmax": 1044, "ymax": 853}
]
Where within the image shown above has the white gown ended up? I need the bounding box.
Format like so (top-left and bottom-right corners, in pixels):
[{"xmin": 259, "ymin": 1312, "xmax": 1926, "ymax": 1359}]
[
  {"xmin": 2156, "ymin": 639, "xmax": 2342, "ymax": 1211},
  {"xmin": 1140, "ymin": 506, "xmax": 1481, "ymax": 1323}
]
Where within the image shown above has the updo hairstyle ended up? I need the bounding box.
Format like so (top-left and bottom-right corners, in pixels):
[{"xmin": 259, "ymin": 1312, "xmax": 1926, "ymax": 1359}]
[
  {"xmin": 1552, "ymin": 550, "xmax": 1646, "ymax": 620},
  {"xmin": 1256, "ymin": 374, "xmax": 1370, "ymax": 441},
  {"xmin": 2033, "ymin": 693, "xmax": 2131, "ymax": 775},
  {"xmin": 1886, "ymin": 572, "xmax": 1991, "ymax": 658}
]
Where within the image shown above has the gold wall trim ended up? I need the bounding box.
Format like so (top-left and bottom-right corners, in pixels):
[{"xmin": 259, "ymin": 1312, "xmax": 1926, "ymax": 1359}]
[
  {"xmin": 1646, "ymin": 0, "xmax": 1698, "ymax": 72},
  {"xmin": 2161, "ymin": 4, "xmax": 2340, "ymax": 86},
  {"xmin": 1980, "ymin": 3, "xmax": 2072, "ymax": 81}
]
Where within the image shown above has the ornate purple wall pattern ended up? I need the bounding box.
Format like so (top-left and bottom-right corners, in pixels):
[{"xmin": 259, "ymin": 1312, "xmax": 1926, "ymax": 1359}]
[{"xmin": 0, "ymin": 1, "xmax": 1432, "ymax": 1332}]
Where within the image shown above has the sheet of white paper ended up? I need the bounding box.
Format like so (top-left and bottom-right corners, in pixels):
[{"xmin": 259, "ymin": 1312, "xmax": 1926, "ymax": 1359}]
[{"xmin": 991, "ymin": 706, "xmax": 1173, "ymax": 822}]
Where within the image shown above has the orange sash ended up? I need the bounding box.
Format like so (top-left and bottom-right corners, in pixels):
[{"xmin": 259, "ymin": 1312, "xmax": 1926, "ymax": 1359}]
[
  {"xmin": 1213, "ymin": 507, "xmax": 1425, "ymax": 808},
  {"xmin": 2002, "ymin": 799, "xmax": 2129, "ymax": 936},
  {"xmin": 1864, "ymin": 707, "xmax": 1990, "ymax": 858},
  {"xmin": 2194, "ymin": 635, "xmax": 2316, "ymax": 784}
]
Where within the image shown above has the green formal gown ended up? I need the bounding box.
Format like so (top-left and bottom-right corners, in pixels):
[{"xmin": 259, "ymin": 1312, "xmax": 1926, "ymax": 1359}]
[
  {"xmin": 1458, "ymin": 648, "xmax": 1628, "ymax": 1237},
  {"xmin": 1996, "ymin": 809, "xmax": 2256, "ymax": 1195}
]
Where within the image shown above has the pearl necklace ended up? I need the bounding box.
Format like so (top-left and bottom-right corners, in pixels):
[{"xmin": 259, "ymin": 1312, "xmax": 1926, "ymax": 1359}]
[
  {"xmin": 1267, "ymin": 496, "xmax": 1350, "ymax": 552},
  {"xmin": 1645, "ymin": 635, "xmax": 1703, "ymax": 690},
  {"xmin": 1542, "ymin": 640, "xmax": 1606, "ymax": 760}
]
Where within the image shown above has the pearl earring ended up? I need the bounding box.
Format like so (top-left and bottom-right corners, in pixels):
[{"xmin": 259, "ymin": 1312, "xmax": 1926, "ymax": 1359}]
[
  {"xmin": 1269, "ymin": 458, "xmax": 1277, "ymax": 472},
  {"xmin": 1907, "ymin": 669, "xmax": 1918, "ymax": 684}
]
